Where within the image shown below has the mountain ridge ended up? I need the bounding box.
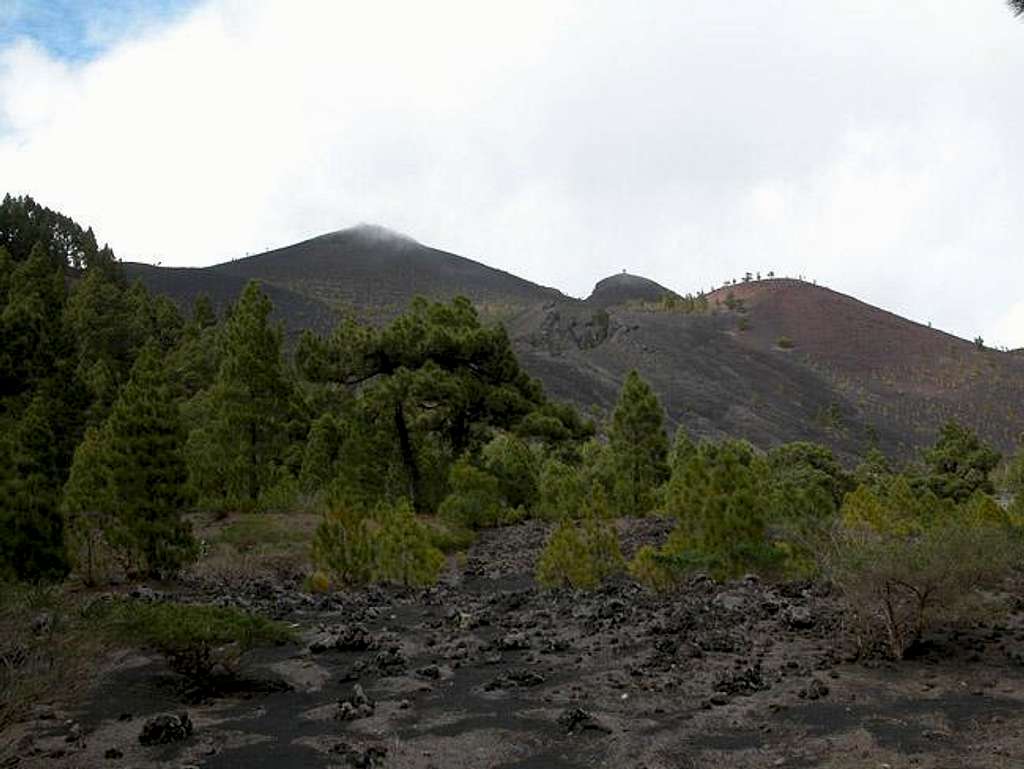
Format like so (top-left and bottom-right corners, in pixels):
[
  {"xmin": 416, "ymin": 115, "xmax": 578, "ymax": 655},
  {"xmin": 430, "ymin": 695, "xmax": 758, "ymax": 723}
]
[{"xmin": 124, "ymin": 226, "xmax": 1024, "ymax": 460}]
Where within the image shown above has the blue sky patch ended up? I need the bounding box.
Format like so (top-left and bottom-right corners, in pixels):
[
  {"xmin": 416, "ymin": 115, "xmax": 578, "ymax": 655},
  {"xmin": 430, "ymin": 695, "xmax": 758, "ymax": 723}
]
[{"xmin": 0, "ymin": 0, "xmax": 200, "ymax": 61}]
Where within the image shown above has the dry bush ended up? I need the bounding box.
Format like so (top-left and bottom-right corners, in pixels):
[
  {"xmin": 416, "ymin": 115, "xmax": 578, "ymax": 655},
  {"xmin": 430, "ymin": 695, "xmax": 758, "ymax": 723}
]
[{"xmin": 824, "ymin": 488, "xmax": 1019, "ymax": 659}]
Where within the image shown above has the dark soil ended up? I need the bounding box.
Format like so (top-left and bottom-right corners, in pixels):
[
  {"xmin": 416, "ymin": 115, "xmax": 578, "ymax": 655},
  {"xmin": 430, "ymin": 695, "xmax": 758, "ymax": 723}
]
[{"xmin": 9, "ymin": 519, "xmax": 1024, "ymax": 768}]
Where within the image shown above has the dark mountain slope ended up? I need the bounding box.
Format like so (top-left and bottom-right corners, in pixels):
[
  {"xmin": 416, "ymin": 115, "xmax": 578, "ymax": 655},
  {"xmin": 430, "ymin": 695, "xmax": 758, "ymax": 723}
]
[
  {"xmin": 124, "ymin": 262, "xmax": 337, "ymax": 333},
  {"xmin": 127, "ymin": 231, "xmax": 1024, "ymax": 460},
  {"xmin": 210, "ymin": 225, "xmax": 564, "ymax": 321},
  {"xmin": 512, "ymin": 302, "xmax": 873, "ymax": 451}
]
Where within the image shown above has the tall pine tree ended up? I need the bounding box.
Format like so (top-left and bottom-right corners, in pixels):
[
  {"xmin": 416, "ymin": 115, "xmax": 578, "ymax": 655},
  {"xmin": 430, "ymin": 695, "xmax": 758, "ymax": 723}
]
[
  {"xmin": 0, "ymin": 395, "xmax": 69, "ymax": 581},
  {"xmin": 207, "ymin": 281, "xmax": 293, "ymax": 506},
  {"xmin": 103, "ymin": 342, "xmax": 195, "ymax": 576},
  {"xmin": 608, "ymin": 370, "xmax": 669, "ymax": 515}
]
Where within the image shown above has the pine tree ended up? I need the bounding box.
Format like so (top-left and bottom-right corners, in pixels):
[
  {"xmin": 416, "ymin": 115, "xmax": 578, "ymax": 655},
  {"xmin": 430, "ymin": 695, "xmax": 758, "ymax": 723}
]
[
  {"xmin": 0, "ymin": 246, "xmax": 12, "ymax": 311},
  {"xmin": 608, "ymin": 371, "xmax": 669, "ymax": 515},
  {"xmin": 481, "ymin": 433, "xmax": 540, "ymax": 511},
  {"xmin": 0, "ymin": 243, "xmax": 69, "ymax": 404},
  {"xmin": 298, "ymin": 296, "xmax": 564, "ymax": 511},
  {"xmin": 373, "ymin": 500, "xmax": 446, "ymax": 586},
  {"xmin": 669, "ymin": 425, "xmax": 696, "ymax": 475},
  {"xmin": 922, "ymin": 421, "xmax": 1000, "ymax": 502},
  {"xmin": 104, "ymin": 343, "xmax": 196, "ymax": 576},
  {"xmin": 0, "ymin": 396, "xmax": 70, "ymax": 581},
  {"xmin": 66, "ymin": 265, "xmax": 139, "ymax": 422},
  {"xmin": 62, "ymin": 425, "xmax": 117, "ymax": 584},
  {"xmin": 300, "ymin": 412, "xmax": 343, "ymax": 493},
  {"xmin": 662, "ymin": 439, "xmax": 778, "ymax": 579},
  {"xmin": 207, "ymin": 281, "xmax": 293, "ymax": 506},
  {"xmin": 538, "ymin": 456, "xmax": 588, "ymax": 520}
]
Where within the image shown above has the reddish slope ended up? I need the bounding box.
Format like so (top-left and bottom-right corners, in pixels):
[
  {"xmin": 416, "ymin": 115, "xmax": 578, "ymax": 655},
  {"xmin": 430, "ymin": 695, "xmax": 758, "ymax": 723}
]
[{"xmin": 705, "ymin": 279, "xmax": 1024, "ymax": 451}]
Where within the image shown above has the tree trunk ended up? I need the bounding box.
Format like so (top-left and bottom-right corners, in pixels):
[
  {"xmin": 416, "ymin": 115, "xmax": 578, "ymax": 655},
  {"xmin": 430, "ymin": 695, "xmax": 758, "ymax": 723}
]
[{"xmin": 394, "ymin": 400, "xmax": 422, "ymax": 511}]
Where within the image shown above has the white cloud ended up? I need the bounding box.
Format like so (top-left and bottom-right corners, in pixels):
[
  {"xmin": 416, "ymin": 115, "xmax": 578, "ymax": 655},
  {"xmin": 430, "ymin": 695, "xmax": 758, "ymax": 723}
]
[
  {"xmin": 1, "ymin": 0, "xmax": 1022, "ymax": 347},
  {"xmin": 993, "ymin": 301, "xmax": 1024, "ymax": 350}
]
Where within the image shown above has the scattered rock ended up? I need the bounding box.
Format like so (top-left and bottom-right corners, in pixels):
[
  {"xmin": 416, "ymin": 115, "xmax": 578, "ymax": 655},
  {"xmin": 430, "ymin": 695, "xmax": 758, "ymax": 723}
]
[
  {"xmin": 798, "ymin": 679, "xmax": 830, "ymax": 700},
  {"xmin": 31, "ymin": 612, "xmax": 54, "ymax": 635},
  {"xmin": 31, "ymin": 704, "xmax": 56, "ymax": 721},
  {"xmin": 373, "ymin": 646, "xmax": 407, "ymax": 676},
  {"xmin": 497, "ymin": 633, "xmax": 531, "ymax": 651},
  {"xmin": 558, "ymin": 707, "xmax": 612, "ymax": 734},
  {"xmin": 329, "ymin": 741, "xmax": 387, "ymax": 768},
  {"xmin": 337, "ymin": 684, "xmax": 375, "ymax": 721},
  {"xmin": 415, "ymin": 664, "xmax": 441, "ymax": 680},
  {"xmin": 138, "ymin": 712, "xmax": 193, "ymax": 746},
  {"xmin": 715, "ymin": 663, "xmax": 769, "ymax": 696},
  {"xmin": 310, "ymin": 624, "xmax": 375, "ymax": 653},
  {"xmin": 785, "ymin": 606, "xmax": 815, "ymax": 630},
  {"xmin": 485, "ymin": 669, "xmax": 546, "ymax": 691}
]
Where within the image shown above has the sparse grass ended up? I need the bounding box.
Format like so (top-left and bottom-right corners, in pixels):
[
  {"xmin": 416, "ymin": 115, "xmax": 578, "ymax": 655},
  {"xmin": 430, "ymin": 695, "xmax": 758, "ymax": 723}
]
[
  {"xmin": 187, "ymin": 512, "xmax": 318, "ymax": 585},
  {"xmin": 0, "ymin": 584, "xmax": 109, "ymax": 742},
  {"xmin": 214, "ymin": 513, "xmax": 312, "ymax": 551},
  {"xmin": 424, "ymin": 517, "xmax": 477, "ymax": 554}
]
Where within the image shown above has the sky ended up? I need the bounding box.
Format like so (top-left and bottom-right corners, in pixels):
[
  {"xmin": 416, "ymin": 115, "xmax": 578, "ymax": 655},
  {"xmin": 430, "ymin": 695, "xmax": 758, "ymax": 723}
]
[{"xmin": 1, "ymin": 1, "xmax": 1022, "ymax": 348}]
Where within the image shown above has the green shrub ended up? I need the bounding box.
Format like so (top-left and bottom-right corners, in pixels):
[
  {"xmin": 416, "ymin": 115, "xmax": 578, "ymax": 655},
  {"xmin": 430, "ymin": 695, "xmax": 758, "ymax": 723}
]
[
  {"xmin": 311, "ymin": 504, "xmax": 375, "ymax": 585},
  {"xmin": 482, "ymin": 433, "xmax": 540, "ymax": 510},
  {"xmin": 628, "ymin": 545, "xmax": 678, "ymax": 591},
  {"xmin": 312, "ymin": 500, "xmax": 445, "ymax": 587},
  {"xmin": 537, "ymin": 457, "xmax": 588, "ymax": 520},
  {"xmin": 374, "ymin": 502, "xmax": 447, "ymax": 586},
  {"xmin": 536, "ymin": 489, "xmax": 623, "ymax": 589},
  {"xmin": 255, "ymin": 471, "xmax": 304, "ymax": 513},
  {"xmin": 776, "ymin": 336, "xmax": 794, "ymax": 349},
  {"xmin": 103, "ymin": 599, "xmax": 294, "ymax": 681},
  {"xmin": 659, "ymin": 439, "xmax": 781, "ymax": 580},
  {"xmin": 438, "ymin": 459, "xmax": 505, "ymax": 530}
]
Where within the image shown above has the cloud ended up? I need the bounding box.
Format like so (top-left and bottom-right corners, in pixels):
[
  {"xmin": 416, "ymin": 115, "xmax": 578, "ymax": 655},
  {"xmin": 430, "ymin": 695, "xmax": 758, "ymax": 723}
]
[
  {"xmin": 993, "ymin": 301, "xmax": 1024, "ymax": 350},
  {"xmin": 1, "ymin": 0, "xmax": 1022, "ymax": 347}
]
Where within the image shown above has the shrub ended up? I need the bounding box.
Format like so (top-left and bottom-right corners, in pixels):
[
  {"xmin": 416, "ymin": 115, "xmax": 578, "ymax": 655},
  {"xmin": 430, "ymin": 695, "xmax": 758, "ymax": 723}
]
[
  {"xmin": 311, "ymin": 504, "xmax": 376, "ymax": 585},
  {"xmin": 103, "ymin": 599, "xmax": 294, "ymax": 683},
  {"xmin": 374, "ymin": 501, "xmax": 447, "ymax": 586},
  {"xmin": 537, "ymin": 457, "xmax": 588, "ymax": 520},
  {"xmin": 824, "ymin": 484, "xmax": 1019, "ymax": 659},
  {"xmin": 628, "ymin": 545, "xmax": 680, "ymax": 591},
  {"xmin": 482, "ymin": 433, "xmax": 540, "ymax": 510},
  {"xmin": 438, "ymin": 459, "xmax": 505, "ymax": 530},
  {"xmin": 659, "ymin": 439, "xmax": 781, "ymax": 580},
  {"xmin": 312, "ymin": 500, "xmax": 445, "ymax": 587},
  {"xmin": 762, "ymin": 442, "xmax": 852, "ymax": 575},
  {"xmin": 776, "ymin": 336, "xmax": 794, "ymax": 349},
  {"xmin": 536, "ymin": 489, "xmax": 623, "ymax": 589}
]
